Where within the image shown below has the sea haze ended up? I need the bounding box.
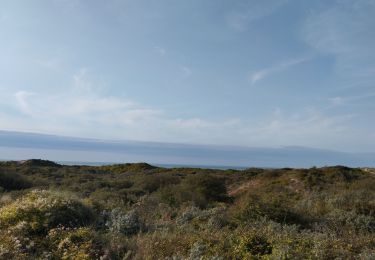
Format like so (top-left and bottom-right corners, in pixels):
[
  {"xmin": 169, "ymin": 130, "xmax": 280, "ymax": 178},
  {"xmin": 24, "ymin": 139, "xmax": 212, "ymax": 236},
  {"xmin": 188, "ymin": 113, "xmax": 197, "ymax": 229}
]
[{"xmin": 0, "ymin": 130, "xmax": 374, "ymax": 168}]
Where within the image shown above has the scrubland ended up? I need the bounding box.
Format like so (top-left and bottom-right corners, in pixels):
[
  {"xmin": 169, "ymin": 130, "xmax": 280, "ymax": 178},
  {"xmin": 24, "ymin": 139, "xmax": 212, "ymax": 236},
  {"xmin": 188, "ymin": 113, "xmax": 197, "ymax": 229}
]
[{"xmin": 0, "ymin": 160, "xmax": 375, "ymax": 259}]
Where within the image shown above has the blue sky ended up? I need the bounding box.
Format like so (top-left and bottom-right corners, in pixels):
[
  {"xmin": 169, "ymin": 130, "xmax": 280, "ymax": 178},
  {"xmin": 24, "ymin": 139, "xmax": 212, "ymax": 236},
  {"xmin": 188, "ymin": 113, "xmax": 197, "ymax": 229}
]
[{"xmin": 1, "ymin": 0, "xmax": 375, "ymax": 153}]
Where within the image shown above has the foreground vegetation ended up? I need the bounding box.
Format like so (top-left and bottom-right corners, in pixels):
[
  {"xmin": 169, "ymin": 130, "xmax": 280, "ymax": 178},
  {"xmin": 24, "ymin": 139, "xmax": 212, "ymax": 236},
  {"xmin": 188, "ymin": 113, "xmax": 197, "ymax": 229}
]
[{"xmin": 0, "ymin": 159, "xmax": 375, "ymax": 259}]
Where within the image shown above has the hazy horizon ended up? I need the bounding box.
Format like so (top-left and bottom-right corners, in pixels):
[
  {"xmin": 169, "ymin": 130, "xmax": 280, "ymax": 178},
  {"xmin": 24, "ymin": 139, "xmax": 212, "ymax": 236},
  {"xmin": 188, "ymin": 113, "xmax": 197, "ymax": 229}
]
[{"xmin": 1, "ymin": 130, "xmax": 374, "ymax": 168}]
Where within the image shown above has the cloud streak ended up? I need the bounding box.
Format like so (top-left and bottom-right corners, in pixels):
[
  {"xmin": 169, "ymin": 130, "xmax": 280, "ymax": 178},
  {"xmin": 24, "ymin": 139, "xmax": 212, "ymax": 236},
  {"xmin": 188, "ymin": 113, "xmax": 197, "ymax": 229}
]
[
  {"xmin": 14, "ymin": 91, "xmax": 36, "ymax": 116},
  {"xmin": 249, "ymin": 57, "xmax": 310, "ymax": 84},
  {"xmin": 328, "ymin": 92, "xmax": 375, "ymax": 107}
]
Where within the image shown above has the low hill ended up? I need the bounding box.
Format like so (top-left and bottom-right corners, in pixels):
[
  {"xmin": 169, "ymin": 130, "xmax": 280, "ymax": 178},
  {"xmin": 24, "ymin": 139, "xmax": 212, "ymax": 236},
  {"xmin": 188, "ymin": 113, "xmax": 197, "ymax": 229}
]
[{"xmin": 18, "ymin": 159, "xmax": 62, "ymax": 167}]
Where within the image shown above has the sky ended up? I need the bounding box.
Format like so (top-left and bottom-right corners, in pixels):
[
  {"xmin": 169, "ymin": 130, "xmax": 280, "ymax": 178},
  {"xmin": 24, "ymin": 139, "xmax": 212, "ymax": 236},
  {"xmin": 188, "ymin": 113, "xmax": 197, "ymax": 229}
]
[{"xmin": 1, "ymin": 0, "xmax": 375, "ymax": 154}]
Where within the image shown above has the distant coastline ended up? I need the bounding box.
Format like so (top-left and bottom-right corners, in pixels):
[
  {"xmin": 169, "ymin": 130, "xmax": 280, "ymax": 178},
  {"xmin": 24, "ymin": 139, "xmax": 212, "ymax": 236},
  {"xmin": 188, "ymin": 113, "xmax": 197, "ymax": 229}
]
[
  {"xmin": 1, "ymin": 130, "xmax": 374, "ymax": 168},
  {"xmin": 0, "ymin": 159, "xmax": 251, "ymax": 170}
]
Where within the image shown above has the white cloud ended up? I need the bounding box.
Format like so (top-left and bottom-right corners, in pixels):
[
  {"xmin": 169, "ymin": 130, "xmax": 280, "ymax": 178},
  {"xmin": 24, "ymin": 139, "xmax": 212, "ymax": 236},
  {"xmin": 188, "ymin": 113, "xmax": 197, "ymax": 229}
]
[
  {"xmin": 244, "ymin": 109, "xmax": 359, "ymax": 151},
  {"xmin": 249, "ymin": 57, "xmax": 310, "ymax": 84},
  {"xmin": 4, "ymin": 87, "xmax": 368, "ymax": 150},
  {"xmin": 6, "ymin": 69, "xmax": 161, "ymax": 137},
  {"xmin": 14, "ymin": 91, "xmax": 36, "ymax": 116},
  {"xmin": 3, "ymin": 68, "xmax": 369, "ymax": 151},
  {"xmin": 249, "ymin": 70, "xmax": 268, "ymax": 85},
  {"xmin": 9, "ymin": 85, "xmax": 236, "ymax": 142}
]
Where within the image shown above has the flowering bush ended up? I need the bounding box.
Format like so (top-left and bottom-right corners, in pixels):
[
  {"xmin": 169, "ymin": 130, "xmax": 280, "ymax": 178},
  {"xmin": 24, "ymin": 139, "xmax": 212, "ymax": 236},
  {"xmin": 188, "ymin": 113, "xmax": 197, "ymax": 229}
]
[
  {"xmin": 105, "ymin": 208, "xmax": 141, "ymax": 235},
  {"xmin": 0, "ymin": 190, "xmax": 94, "ymax": 235},
  {"xmin": 234, "ymin": 233, "xmax": 273, "ymax": 258},
  {"xmin": 48, "ymin": 227, "xmax": 105, "ymax": 260}
]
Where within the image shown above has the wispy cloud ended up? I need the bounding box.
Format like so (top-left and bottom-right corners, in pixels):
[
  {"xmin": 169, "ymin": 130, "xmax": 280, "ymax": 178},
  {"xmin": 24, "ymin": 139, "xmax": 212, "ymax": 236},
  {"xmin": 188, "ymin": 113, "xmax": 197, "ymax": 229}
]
[
  {"xmin": 73, "ymin": 68, "xmax": 93, "ymax": 92},
  {"xmin": 248, "ymin": 108, "xmax": 359, "ymax": 151},
  {"xmin": 5, "ymin": 75, "xmax": 363, "ymax": 150},
  {"xmin": 328, "ymin": 96, "xmax": 344, "ymax": 106},
  {"xmin": 302, "ymin": 0, "xmax": 375, "ymax": 79},
  {"xmin": 249, "ymin": 57, "xmax": 310, "ymax": 84},
  {"xmin": 5, "ymin": 68, "xmax": 218, "ymax": 140},
  {"xmin": 154, "ymin": 46, "xmax": 167, "ymax": 56},
  {"xmin": 34, "ymin": 58, "xmax": 62, "ymax": 71},
  {"xmin": 14, "ymin": 91, "xmax": 36, "ymax": 116},
  {"xmin": 181, "ymin": 66, "xmax": 192, "ymax": 77},
  {"xmin": 12, "ymin": 69, "xmax": 158, "ymax": 125},
  {"xmin": 328, "ymin": 92, "xmax": 375, "ymax": 107},
  {"xmin": 226, "ymin": 0, "xmax": 289, "ymax": 31}
]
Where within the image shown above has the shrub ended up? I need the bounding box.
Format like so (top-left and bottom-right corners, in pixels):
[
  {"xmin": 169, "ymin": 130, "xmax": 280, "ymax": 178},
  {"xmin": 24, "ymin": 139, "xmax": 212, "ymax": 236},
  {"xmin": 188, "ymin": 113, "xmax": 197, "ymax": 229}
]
[
  {"xmin": 329, "ymin": 190, "xmax": 375, "ymax": 217},
  {"xmin": 159, "ymin": 174, "xmax": 229, "ymax": 208},
  {"xmin": 0, "ymin": 190, "xmax": 94, "ymax": 235},
  {"xmin": 105, "ymin": 209, "xmax": 141, "ymax": 236},
  {"xmin": 89, "ymin": 190, "xmax": 132, "ymax": 211},
  {"xmin": 176, "ymin": 206, "xmax": 201, "ymax": 226},
  {"xmin": 185, "ymin": 174, "xmax": 228, "ymax": 202},
  {"xmin": 234, "ymin": 233, "xmax": 272, "ymax": 258},
  {"xmin": 299, "ymin": 166, "xmax": 363, "ymax": 189},
  {"xmin": 47, "ymin": 227, "xmax": 104, "ymax": 259},
  {"xmin": 134, "ymin": 231, "xmax": 194, "ymax": 259},
  {"xmin": 138, "ymin": 174, "xmax": 179, "ymax": 193},
  {"xmin": 100, "ymin": 163, "xmax": 157, "ymax": 174},
  {"xmin": 0, "ymin": 171, "xmax": 32, "ymax": 191},
  {"xmin": 231, "ymin": 194, "xmax": 306, "ymax": 226},
  {"xmin": 325, "ymin": 209, "xmax": 375, "ymax": 233}
]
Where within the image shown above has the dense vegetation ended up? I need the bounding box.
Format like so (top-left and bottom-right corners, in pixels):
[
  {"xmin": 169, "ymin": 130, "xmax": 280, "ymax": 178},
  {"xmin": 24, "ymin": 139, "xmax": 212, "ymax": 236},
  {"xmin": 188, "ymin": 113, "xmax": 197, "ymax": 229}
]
[{"xmin": 0, "ymin": 159, "xmax": 375, "ymax": 259}]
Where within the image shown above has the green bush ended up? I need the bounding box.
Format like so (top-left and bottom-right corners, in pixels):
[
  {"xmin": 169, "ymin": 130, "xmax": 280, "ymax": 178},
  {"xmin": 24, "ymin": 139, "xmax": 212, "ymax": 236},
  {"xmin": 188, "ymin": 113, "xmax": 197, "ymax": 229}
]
[
  {"xmin": 159, "ymin": 174, "xmax": 229, "ymax": 208},
  {"xmin": 185, "ymin": 174, "xmax": 228, "ymax": 202},
  {"xmin": 298, "ymin": 166, "xmax": 363, "ymax": 189},
  {"xmin": 325, "ymin": 209, "xmax": 375, "ymax": 233},
  {"xmin": 138, "ymin": 174, "xmax": 179, "ymax": 193},
  {"xmin": 231, "ymin": 194, "xmax": 306, "ymax": 226},
  {"xmin": 0, "ymin": 171, "xmax": 32, "ymax": 191},
  {"xmin": 0, "ymin": 190, "xmax": 94, "ymax": 235},
  {"xmin": 105, "ymin": 209, "xmax": 141, "ymax": 235},
  {"xmin": 234, "ymin": 234, "xmax": 273, "ymax": 258},
  {"xmin": 47, "ymin": 227, "xmax": 104, "ymax": 260}
]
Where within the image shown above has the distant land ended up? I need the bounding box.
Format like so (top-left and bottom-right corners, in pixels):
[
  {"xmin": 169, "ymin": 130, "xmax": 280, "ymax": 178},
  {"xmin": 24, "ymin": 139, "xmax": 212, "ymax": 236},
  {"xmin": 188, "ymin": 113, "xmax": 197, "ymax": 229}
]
[{"xmin": 0, "ymin": 130, "xmax": 374, "ymax": 168}]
